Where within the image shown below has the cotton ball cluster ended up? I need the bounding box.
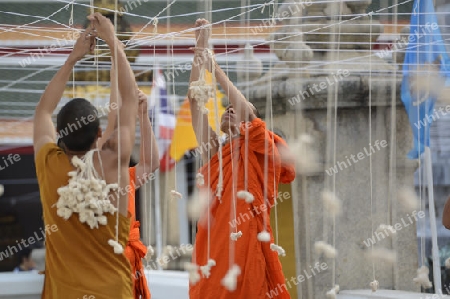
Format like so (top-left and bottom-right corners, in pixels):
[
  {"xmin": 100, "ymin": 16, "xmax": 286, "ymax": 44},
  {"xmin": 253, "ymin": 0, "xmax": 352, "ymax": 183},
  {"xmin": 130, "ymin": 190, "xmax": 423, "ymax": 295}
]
[
  {"xmin": 0, "ymin": 184, "xmax": 4, "ymax": 197},
  {"xmin": 410, "ymin": 60, "xmax": 446, "ymax": 103},
  {"xmin": 285, "ymin": 134, "xmax": 321, "ymax": 174},
  {"xmin": 145, "ymin": 245, "xmax": 155, "ymax": 260},
  {"xmin": 189, "ymin": 77, "xmax": 214, "ymax": 114},
  {"xmin": 397, "ymin": 187, "xmax": 419, "ymax": 212},
  {"xmin": 184, "ymin": 262, "xmax": 201, "ymax": 285},
  {"xmin": 230, "ymin": 231, "xmax": 243, "ymax": 241},
  {"xmin": 221, "ymin": 265, "xmax": 241, "ymax": 291},
  {"xmin": 326, "ymin": 285, "xmax": 340, "ymax": 299},
  {"xmin": 237, "ymin": 191, "xmax": 254, "ymax": 203},
  {"xmin": 200, "ymin": 259, "xmax": 216, "ymax": 278},
  {"xmin": 366, "ymin": 248, "xmax": 396, "ymax": 264},
  {"xmin": 56, "ymin": 151, "xmax": 118, "ymax": 229},
  {"xmin": 170, "ymin": 190, "xmax": 182, "ymax": 200},
  {"xmin": 257, "ymin": 230, "xmax": 271, "ymax": 242},
  {"xmin": 314, "ymin": 241, "xmax": 337, "ymax": 259},
  {"xmin": 413, "ymin": 266, "xmax": 433, "ymax": 289},
  {"xmin": 270, "ymin": 243, "xmax": 286, "ymax": 257},
  {"xmin": 108, "ymin": 239, "xmax": 124, "ymax": 254},
  {"xmin": 321, "ymin": 191, "xmax": 342, "ymax": 217},
  {"xmin": 370, "ymin": 280, "xmax": 379, "ymax": 292},
  {"xmin": 196, "ymin": 173, "xmax": 205, "ymax": 186}
]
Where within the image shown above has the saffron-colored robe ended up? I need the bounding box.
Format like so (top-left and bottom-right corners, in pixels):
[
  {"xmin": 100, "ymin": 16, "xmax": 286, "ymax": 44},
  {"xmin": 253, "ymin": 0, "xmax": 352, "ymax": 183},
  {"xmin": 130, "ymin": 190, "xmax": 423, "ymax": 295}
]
[
  {"xmin": 35, "ymin": 143, "xmax": 133, "ymax": 299},
  {"xmin": 189, "ymin": 118, "xmax": 296, "ymax": 299},
  {"xmin": 125, "ymin": 167, "xmax": 151, "ymax": 299}
]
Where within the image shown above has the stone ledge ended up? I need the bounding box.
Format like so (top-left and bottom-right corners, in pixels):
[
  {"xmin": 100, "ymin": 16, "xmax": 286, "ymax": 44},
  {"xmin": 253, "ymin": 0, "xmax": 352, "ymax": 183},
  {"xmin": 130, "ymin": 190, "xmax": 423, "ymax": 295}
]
[{"xmin": 247, "ymin": 75, "xmax": 404, "ymax": 117}]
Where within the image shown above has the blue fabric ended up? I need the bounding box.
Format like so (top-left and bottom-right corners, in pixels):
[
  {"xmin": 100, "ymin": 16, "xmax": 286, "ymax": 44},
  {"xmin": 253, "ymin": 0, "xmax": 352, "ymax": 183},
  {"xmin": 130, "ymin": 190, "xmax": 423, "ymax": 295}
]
[{"xmin": 401, "ymin": 0, "xmax": 450, "ymax": 159}]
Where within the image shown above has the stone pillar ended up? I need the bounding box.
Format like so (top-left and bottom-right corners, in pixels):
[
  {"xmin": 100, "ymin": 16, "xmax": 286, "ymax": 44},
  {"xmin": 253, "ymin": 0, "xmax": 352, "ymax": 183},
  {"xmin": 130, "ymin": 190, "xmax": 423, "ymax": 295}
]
[{"xmin": 241, "ymin": 1, "xmax": 420, "ymax": 298}]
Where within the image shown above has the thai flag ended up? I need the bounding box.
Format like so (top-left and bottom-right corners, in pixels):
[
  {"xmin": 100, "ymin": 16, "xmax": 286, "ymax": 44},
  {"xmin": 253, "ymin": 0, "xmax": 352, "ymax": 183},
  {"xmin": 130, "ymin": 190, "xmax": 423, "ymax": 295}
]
[
  {"xmin": 401, "ymin": 0, "xmax": 450, "ymax": 159},
  {"xmin": 148, "ymin": 65, "xmax": 176, "ymax": 172}
]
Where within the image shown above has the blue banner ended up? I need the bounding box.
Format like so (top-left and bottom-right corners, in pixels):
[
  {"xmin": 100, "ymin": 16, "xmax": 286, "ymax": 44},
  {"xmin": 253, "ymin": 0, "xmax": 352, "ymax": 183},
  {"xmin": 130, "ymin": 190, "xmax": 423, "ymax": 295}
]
[{"xmin": 401, "ymin": 0, "xmax": 450, "ymax": 159}]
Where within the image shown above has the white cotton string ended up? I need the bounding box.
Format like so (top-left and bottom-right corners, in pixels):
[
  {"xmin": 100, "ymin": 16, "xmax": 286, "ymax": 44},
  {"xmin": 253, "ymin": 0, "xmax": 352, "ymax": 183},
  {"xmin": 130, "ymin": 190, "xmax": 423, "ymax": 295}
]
[
  {"xmin": 265, "ymin": 0, "xmax": 279, "ymax": 245},
  {"xmin": 224, "ymin": 21, "xmax": 239, "ymax": 271},
  {"xmin": 124, "ymin": 0, "xmax": 178, "ymax": 47},
  {"xmin": 368, "ymin": 13, "xmax": 376, "ymax": 283},
  {"xmin": 113, "ymin": 0, "xmax": 120, "ymax": 243},
  {"xmin": 389, "ymin": 0, "xmax": 399, "ymax": 287},
  {"xmin": 228, "ymin": 106, "xmax": 238, "ymax": 270},
  {"xmin": 70, "ymin": 1, "xmax": 75, "ymax": 96},
  {"xmin": 331, "ymin": 0, "xmax": 344, "ymax": 288},
  {"xmin": 90, "ymin": 0, "xmax": 97, "ymax": 68}
]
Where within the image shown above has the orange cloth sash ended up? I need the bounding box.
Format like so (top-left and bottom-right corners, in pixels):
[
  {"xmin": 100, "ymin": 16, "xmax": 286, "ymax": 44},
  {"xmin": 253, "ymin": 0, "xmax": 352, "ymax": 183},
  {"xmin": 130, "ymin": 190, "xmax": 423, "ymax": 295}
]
[
  {"xmin": 125, "ymin": 167, "xmax": 151, "ymax": 299},
  {"xmin": 189, "ymin": 118, "xmax": 295, "ymax": 299}
]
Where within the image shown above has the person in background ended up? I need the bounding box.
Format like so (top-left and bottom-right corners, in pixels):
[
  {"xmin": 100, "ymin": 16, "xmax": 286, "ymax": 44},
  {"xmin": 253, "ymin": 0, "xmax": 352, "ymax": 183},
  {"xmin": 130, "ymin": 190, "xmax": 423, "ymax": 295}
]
[{"xmin": 13, "ymin": 248, "xmax": 37, "ymax": 273}]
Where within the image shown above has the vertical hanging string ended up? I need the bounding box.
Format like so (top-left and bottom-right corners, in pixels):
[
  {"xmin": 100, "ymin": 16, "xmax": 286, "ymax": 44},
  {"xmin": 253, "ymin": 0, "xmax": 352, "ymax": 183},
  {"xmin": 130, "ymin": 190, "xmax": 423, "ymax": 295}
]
[
  {"xmin": 331, "ymin": 0, "xmax": 344, "ymax": 288},
  {"xmin": 146, "ymin": 27, "xmax": 158, "ymax": 269},
  {"xmin": 69, "ymin": 1, "xmax": 75, "ymax": 96},
  {"xmin": 267, "ymin": 1, "xmax": 278, "ymax": 244},
  {"xmin": 223, "ymin": 19, "xmax": 238, "ymax": 270},
  {"xmin": 389, "ymin": 0, "xmax": 399, "ymax": 287},
  {"xmin": 368, "ymin": 13, "xmax": 376, "ymax": 283},
  {"xmin": 114, "ymin": 0, "xmax": 120, "ymax": 243}
]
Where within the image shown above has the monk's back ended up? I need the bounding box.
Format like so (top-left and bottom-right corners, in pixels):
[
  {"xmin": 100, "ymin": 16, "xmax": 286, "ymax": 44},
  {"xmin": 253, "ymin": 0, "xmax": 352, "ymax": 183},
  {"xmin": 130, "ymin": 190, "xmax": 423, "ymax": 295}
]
[{"xmin": 35, "ymin": 143, "xmax": 133, "ymax": 299}]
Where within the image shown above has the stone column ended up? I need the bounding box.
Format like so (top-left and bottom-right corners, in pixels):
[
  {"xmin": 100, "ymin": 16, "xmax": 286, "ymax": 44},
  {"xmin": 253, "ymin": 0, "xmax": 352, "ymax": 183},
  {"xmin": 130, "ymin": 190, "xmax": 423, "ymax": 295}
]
[{"xmin": 242, "ymin": 1, "xmax": 420, "ymax": 298}]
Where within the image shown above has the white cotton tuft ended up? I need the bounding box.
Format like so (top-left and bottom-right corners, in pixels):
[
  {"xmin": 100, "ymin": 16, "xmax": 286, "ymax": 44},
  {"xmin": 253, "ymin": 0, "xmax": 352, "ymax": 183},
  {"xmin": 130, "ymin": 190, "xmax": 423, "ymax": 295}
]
[
  {"xmin": 187, "ymin": 189, "xmax": 209, "ymax": 221},
  {"xmin": 370, "ymin": 280, "xmax": 379, "ymax": 292},
  {"xmin": 145, "ymin": 245, "xmax": 155, "ymax": 260},
  {"xmin": 196, "ymin": 173, "xmax": 205, "ymax": 186},
  {"xmin": 446, "ymin": 258, "xmax": 450, "ymax": 269},
  {"xmin": 285, "ymin": 134, "xmax": 321, "ymax": 174},
  {"xmin": 397, "ymin": 187, "xmax": 420, "ymax": 212},
  {"xmin": 170, "ymin": 190, "xmax": 182, "ymax": 200},
  {"xmin": 237, "ymin": 190, "xmax": 254, "ymax": 203},
  {"xmin": 221, "ymin": 265, "xmax": 241, "ymax": 291},
  {"xmin": 413, "ymin": 266, "xmax": 433, "ymax": 289},
  {"xmin": 200, "ymin": 259, "xmax": 216, "ymax": 278},
  {"xmin": 326, "ymin": 285, "xmax": 340, "ymax": 299},
  {"xmin": 230, "ymin": 231, "xmax": 243, "ymax": 241},
  {"xmin": 270, "ymin": 243, "xmax": 286, "ymax": 257},
  {"xmin": 376, "ymin": 224, "xmax": 396, "ymax": 237},
  {"xmin": 0, "ymin": 185, "xmax": 4, "ymax": 197},
  {"xmin": 257, "ymin": 230, "xmax": 271, "ymax": 242},
  {"xmin": 184, "ymin": 262, "xmax": 201, "ymax": 285},
  {"xmin": 314, "ymin": 241, "xmax": 337, "ymax": 259},
  {"xmin": 108, "ymin": 239, "xmax": 124, "ymax": 254},
  {"xmin": 321, "ymin": 191, "xmax": 342, "ymax": 217},
  {"xmin": 366, "ymin": 248, "xmax": 396, "ymax": 264}
]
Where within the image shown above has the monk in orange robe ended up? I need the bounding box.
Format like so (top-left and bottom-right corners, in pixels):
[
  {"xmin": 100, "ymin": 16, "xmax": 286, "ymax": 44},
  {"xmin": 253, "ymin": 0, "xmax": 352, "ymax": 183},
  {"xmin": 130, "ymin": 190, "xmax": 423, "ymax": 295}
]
[
  {"xmin": 187, "ymin": 19, "xmax": 296, "ymax": 299},
  {"xmin": 98, "ymin": 66, "xmax": 159, "ymax": 299},
  {"xmin": 34, "ymin": 13, "xmax": 138, "ymax": 298}
]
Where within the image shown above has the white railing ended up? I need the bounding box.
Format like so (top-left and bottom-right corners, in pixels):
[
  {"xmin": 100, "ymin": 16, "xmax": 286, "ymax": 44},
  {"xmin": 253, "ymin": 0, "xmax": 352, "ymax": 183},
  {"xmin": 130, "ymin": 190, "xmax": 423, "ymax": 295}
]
[{"xmin": 0, "ymin": 270, "xmax": 189, "ymax": 299}]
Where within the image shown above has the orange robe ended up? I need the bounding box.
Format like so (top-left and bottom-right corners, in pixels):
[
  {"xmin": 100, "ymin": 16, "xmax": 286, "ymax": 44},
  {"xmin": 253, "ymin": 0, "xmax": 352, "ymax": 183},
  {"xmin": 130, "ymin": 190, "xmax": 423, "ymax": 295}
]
[
  {"xmin": 35, "ymin": 143, "xmax": 133, "ymax": 299},
  {"xmin": 189, "ymin": 118, "xmax": 296, "ymax": 299},
  {"xmin": 125, "ymin": 167, "xmax": 151, "ymax": 299}
]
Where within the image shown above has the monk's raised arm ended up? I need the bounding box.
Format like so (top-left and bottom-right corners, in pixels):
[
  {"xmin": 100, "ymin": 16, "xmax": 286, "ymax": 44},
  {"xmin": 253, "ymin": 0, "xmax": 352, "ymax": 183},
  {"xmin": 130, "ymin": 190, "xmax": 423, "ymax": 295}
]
[
  {"xmin": 188, "ymin": 18, "xmax": 218, "ymax": 164},
  {"xmin": 88, "ymin": 13, "xmax": 138, "ymax": 164},
  {"xmin": 33, "ymin": 28, "xmax": 96, "ymax": 155},
  {"xmin": 97, "ymin": 59, "xmax": 120, "ymax": 149}
]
